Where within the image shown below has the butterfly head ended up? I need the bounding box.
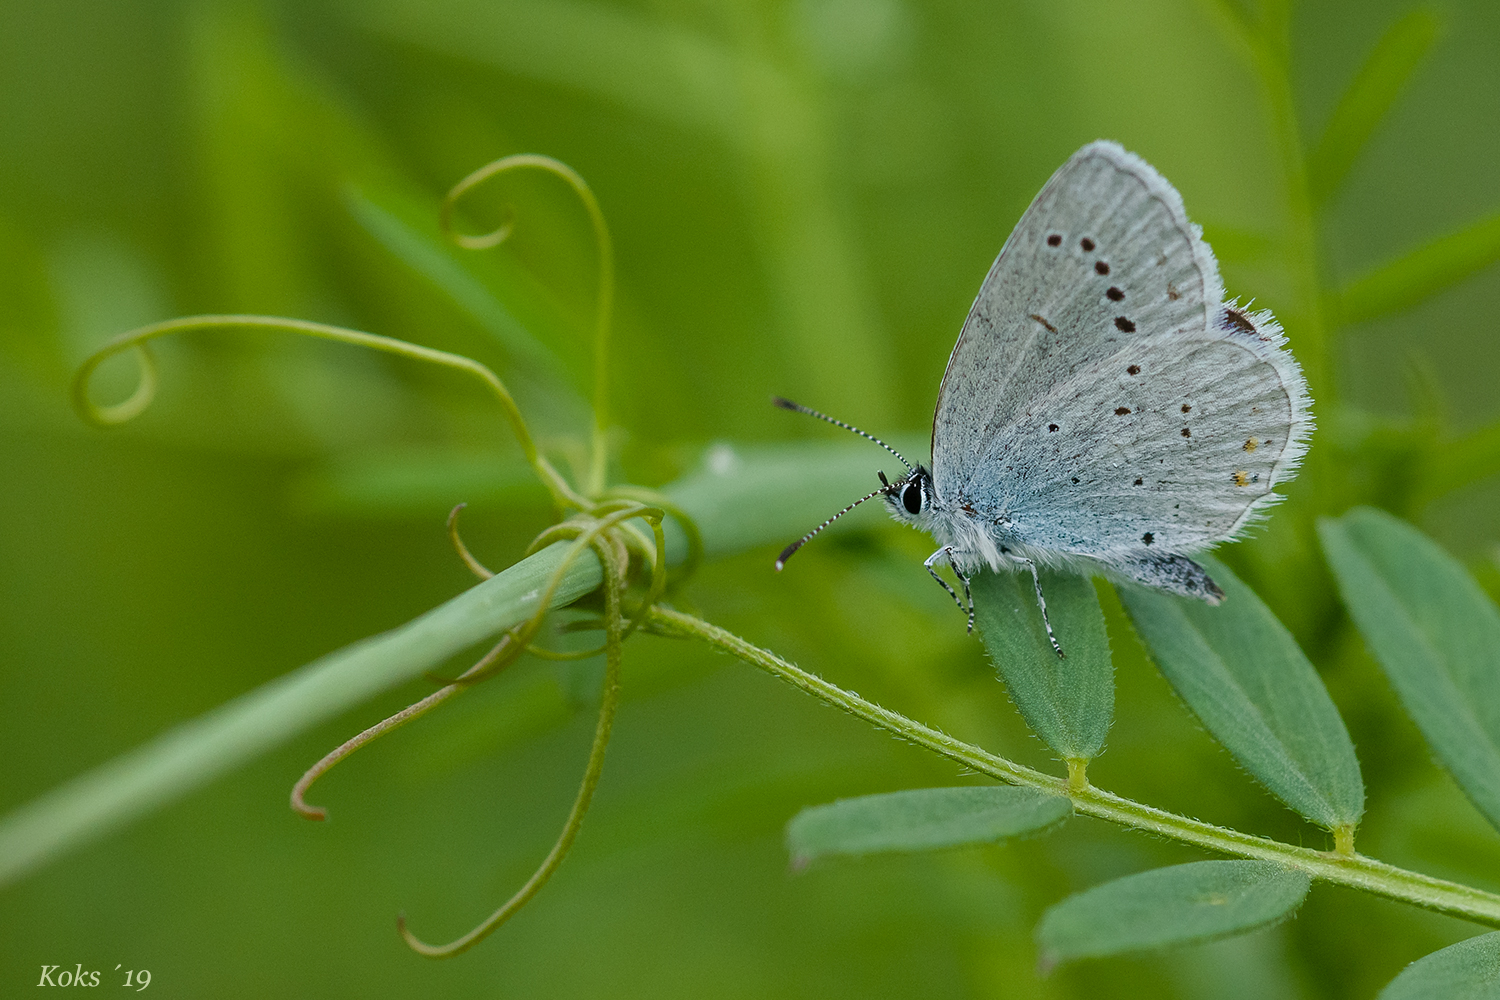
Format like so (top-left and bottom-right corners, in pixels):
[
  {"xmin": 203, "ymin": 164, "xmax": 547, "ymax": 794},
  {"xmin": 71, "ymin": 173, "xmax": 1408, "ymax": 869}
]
[
  {"xmin": 772, "ymin": 396, "xmax": 934, "ymax": 570},
  {"xmin": 880, "ymin": 465, "xmax": 934, "ymax": 527}
]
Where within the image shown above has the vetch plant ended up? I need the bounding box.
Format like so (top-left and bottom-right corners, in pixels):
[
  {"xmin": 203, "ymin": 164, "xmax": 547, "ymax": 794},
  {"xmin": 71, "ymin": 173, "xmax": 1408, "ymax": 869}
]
[{"xmin": 6, "ymin": 5, "xmax": 1500, "ymax": 994}]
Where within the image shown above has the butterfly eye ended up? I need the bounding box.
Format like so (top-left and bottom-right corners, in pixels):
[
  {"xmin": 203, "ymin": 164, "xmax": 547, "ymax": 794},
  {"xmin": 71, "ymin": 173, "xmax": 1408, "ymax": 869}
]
[{"xmin": 901, "ymin": 483, "xmax": 923, "ymax": 515}]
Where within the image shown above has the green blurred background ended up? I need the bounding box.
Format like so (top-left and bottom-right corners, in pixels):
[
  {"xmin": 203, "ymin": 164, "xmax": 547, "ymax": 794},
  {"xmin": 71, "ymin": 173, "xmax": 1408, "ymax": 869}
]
[{"xmin": 3, "ymin": 0, "xmax": 1500, "ymax": 996}]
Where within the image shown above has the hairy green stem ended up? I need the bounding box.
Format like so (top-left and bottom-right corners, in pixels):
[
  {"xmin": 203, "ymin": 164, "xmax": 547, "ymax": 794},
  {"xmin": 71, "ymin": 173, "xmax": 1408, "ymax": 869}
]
[{"xmin": 650, "ymin": 606, "xmax": 1500, "ymax": 928}]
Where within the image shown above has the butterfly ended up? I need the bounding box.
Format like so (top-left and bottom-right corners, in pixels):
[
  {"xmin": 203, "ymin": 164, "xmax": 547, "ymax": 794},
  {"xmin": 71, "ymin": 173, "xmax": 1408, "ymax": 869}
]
[{"xmin": 774, "ymin": 140, "xmax": 1312, "ymax": 655}]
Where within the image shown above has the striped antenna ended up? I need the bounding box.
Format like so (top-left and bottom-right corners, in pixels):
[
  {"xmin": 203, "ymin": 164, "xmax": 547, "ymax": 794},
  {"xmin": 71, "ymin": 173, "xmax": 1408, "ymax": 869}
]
[
  {"xmin": 772, "ymin": 397, "xmax": 913, "ymax": 472},
  {"xmin": 775, "ymin": 484, "xmax": 891, "ymax": 571}
]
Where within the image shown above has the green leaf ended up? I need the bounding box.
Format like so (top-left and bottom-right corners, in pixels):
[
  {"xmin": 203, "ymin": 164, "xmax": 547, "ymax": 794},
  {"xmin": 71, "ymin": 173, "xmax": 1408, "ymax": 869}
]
[
  {"xmin": 1118, "ymin": 557, "xmax": 1364, "ymax": 831},
  {"xmin": 1378, "ymin": 931, "xmax": 1500, "ymax": 999},
  {"xmin": 1036, "ymin": 860, "xmax": 1311, "ymax": 968},
  {"xmin": 1332, "ymin": 209, "xmax": 1500, "ymax": 326},
  {"xmin": 972, "ymin": 569, "xmax": 1113, "ymax": 762},
  {"xmin": 1308, "ymin": 9, "xmax": 1440, "ymax": 205},
  {"xmin": 786, "ymin": 786, "xmax": 1070, "ymax": 863},
  {"xmin": 1319, "ymin": 507, "xmax": 1500, "ymax": 832}
]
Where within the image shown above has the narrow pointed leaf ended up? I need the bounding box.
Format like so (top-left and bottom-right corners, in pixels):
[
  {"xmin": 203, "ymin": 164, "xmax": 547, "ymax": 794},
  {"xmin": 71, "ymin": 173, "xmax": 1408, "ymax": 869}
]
[
  {"xmin": 1119, "ymin": 557, "xmax": 1364, "ymax": 830},
  {"xmin": 1378, "ymin": 931, "xmax": 1500, "ymax": 999},
  {"xmin": 972, "ymin": 569, "xmax": 1113, "ymax": 761},
  {"xmin": 787, "ymin": 786, "xmax": 1070, "ymax": 863},
  {"xmin": 1319, "ymin": 507, "xmax": 1500, "ymax": 832},
  {"xmin": 1308, "ymin": 9, "xmax": 1440, "ymax": 205},
  {"xmin": 1332, "ymin": 210, "xmax": 1500, "ymax": 326},
  {"xmin": 1036, "ymin": 860, "xmax": 1310, "ymax": 966}
]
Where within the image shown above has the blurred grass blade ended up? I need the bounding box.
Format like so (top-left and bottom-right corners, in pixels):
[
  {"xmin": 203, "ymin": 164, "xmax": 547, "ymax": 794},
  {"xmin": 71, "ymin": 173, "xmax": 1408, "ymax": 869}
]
[
  {"xmin": 972, "ymin": 570, "xmax": 1113, "ymax": 763},
  {"xmin": 0, "ymin": 541, "xmax": 601, "ymax": 889},
  {"xmin": 192, "ymin": 8, "xmax": 395, "ymax": 311},
  {"xmin": 1118, "ymin": 557, "xmax": 1364, "ymax": 832},
  {"xmin": 786, "ymin": 786, "xmax": 1069, "ymax": 863},
  {"xmin": 0, "ymin": 437, "xmax": 925, "ymax": 886},
  {"xmin": 288, "ymin": 437, "xmax": 928, "ymax": 537},
  {"xmin": 1331, "ymin": 210, "xmax": 1500, "ymax": 326},
  {"xmin": 287, "ymin": 449, "xmax": 545, "ymax": 518},
  {"xmin": 1308, "ymin": 9, "xmax": 1440, "ymax": 205},
  {"xmin": 1036, "ymin": 860, "xmax": 1310, "ymax": 968},
  {"xmin": 665, "ymin": 437, "xmax": 924, "ymax": 559},
  {"xmin": 1377, "ymin": 931, "xmax": 1500, "ymax": 999},
  {"xmin": 1418, "ymin": 418, "xmax": 1500, "ymax": 505},
  {"xmin": 354, "ymin": 0, "xmax": 743, "ymax": 140},
  {"xmin": 344, "ymin": 186, "xmax": 572, "ymax": 385},
  {"xmin": 350, "ymin": 0, "xmax": 896, "ymax": 424},
  {"xmin": 1319, "ymin": 507, "xmax": 1500, "ymax": 832}
]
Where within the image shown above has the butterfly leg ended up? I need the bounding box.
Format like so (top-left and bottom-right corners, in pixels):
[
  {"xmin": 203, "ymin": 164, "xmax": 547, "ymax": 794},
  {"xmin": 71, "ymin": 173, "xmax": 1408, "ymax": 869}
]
[
  {"xmin": 944, "ymin": 550, "xmax": 975, "ymax": 634},
  {"xmin": 1003, "ymin": 551, "xmax": 1064, "ymax": 658},
  {"xmin": 924, "ymin": 547, "xmax": 969, "ymax": 626}
]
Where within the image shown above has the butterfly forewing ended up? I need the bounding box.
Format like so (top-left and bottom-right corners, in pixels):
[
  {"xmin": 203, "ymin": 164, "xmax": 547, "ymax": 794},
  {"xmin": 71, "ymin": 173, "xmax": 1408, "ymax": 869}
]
[{"xmin": 931, "ymin": 141, "xmax": 1309, "ymax": 560}]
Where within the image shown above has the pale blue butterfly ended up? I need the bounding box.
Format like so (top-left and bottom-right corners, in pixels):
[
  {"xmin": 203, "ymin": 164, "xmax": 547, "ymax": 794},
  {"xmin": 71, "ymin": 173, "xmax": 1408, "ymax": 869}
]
[{"xmin": 775, "ymin": 141, "xmax": 1312, "ymax": 655}]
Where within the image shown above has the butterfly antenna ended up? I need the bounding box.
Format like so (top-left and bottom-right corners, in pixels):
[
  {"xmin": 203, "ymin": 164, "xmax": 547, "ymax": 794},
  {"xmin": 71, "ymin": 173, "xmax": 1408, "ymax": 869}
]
[
  {"xmin": 775, "ymin": 484, "xmax": 891, "ymax": 571},
  {"xmin": 772, "ymin": 397, "xmax": 913, "ymax": 472}
]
